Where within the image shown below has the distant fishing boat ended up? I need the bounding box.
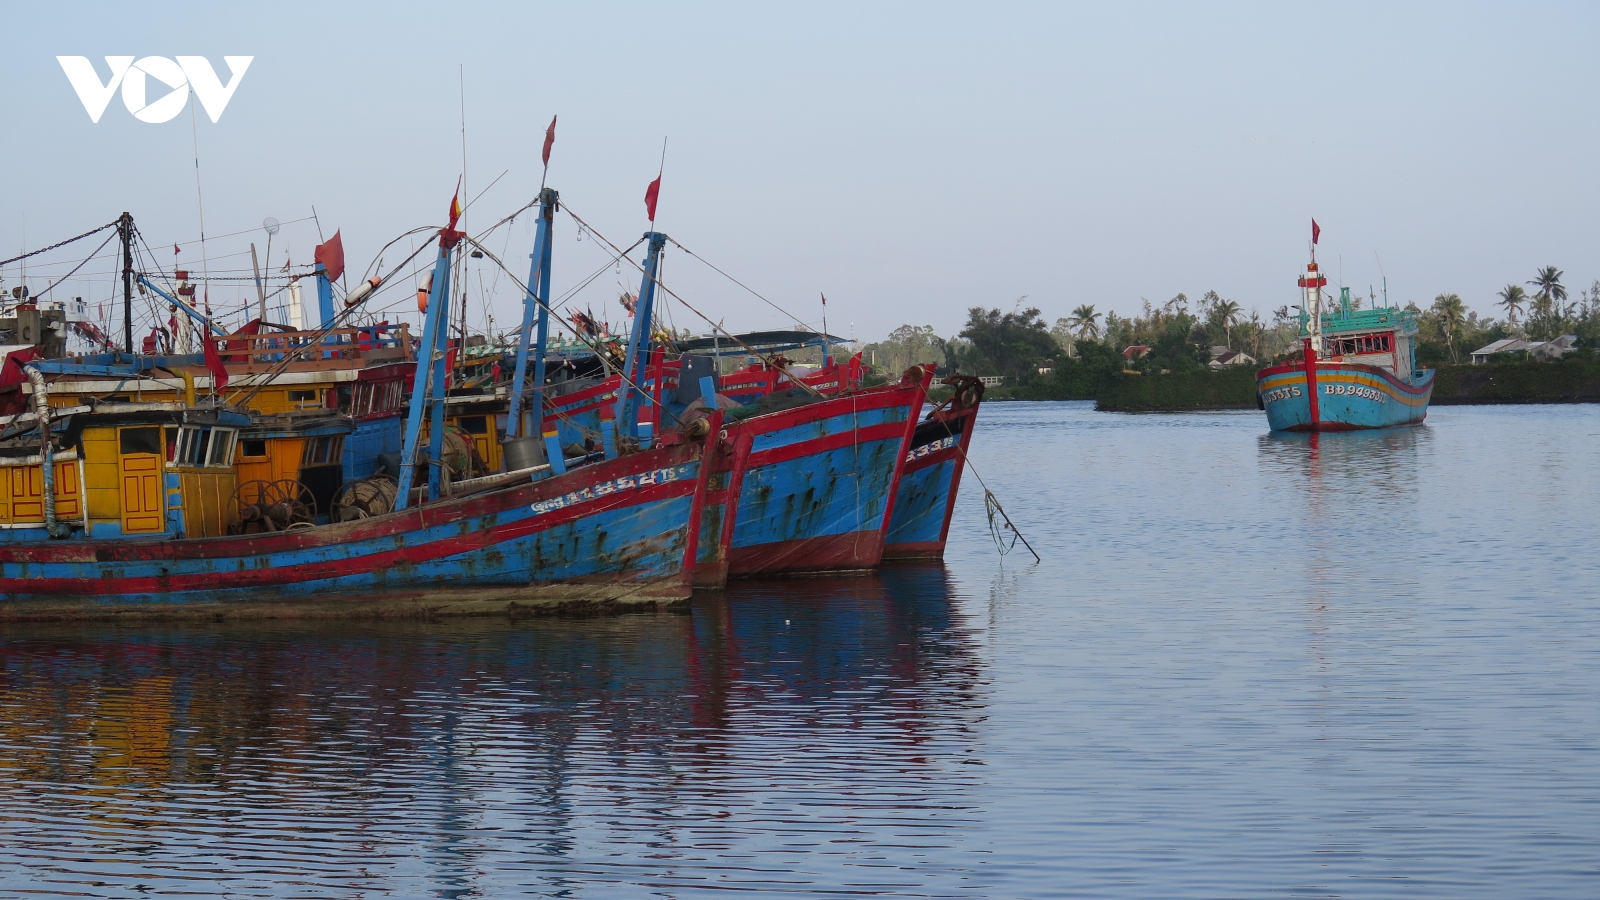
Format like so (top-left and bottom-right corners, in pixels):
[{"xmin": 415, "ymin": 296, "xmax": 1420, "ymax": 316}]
[{"xmin": 1256, "ymin": 241, "xmax": 1433, "ymax": 432}]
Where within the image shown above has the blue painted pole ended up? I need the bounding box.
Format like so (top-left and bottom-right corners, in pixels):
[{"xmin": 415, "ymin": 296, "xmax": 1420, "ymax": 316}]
[
  {"xmin": 395, "ymin": 242, "xmax": 457, "ymax": 510},
  {"xmin": 529, "ymin": 191, "xmax": 557, "ymax": 438},
  {"xmin": 314, "ymin": 264, "xmax": 336, "ymax": 328},
  {"xmin": 614, "ymin": 232, "xmax": 667, "ymax": 444},
  {"xmin": 506, "ymin": 189, "xmax": 557, "ymax": 439}
]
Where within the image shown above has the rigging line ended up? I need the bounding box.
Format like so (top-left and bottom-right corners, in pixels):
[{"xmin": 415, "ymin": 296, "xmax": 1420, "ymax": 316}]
[
  {"xmin": 29, "ymin": 229, "xmax": 120, "ymax": 302},
  {"xmin": 0, "ymin": 220, "xmax": 119, "ymax": 269},
  {"xmin": 361, "ymin": 226, "xmax": 444, "ymax": 284},
  {"xmin": 953, "ymin": 442, "xmax": 1040, "ymax": 564},
  {"xmin": 154, "ymin": 215, "xmax": 317, "ymax": 249},
  {"xmin": 460, "ymin": 234, "xmax": 671, "ymax": 421},
  {"xmin": 559, "ymin": 204, "xmax": 824, "ymax": 397},
  {"xmin": 666, "ymin": 236, "xmax": 814, "ymax": 331}
]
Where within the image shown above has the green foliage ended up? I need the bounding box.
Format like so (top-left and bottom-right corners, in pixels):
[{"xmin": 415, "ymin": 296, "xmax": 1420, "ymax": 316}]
[
  {"xmin": 858, "ymin": 324, "xmax": 952, "ymax": 378},
  {"xmin": 956, "ymin": 305, "xmax": 1061, "ymax": 378},
  {"xmin": 1011, "ymin": 339, "xmax": 1124, "ymax": 400},
  {"xmin": 1095, "ymin": 368, "xmax": 1258, "ymax": 411}
]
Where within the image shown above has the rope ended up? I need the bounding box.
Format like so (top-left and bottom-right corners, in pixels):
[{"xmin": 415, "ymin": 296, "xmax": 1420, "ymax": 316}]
[
  {"xmin": 0, "ymin": 219, "xmax": 120, "ymax": 269},
  {"xmin": 957, "ymin": 443, "xmax": 1040, "ymax": 563},
  {"xmin": 29, "ymin": 229, "xmax": 120, "ymax": 302},
  {"xmin": 559, "ymin": 204, "xmax": 826, "ymax": 398}
]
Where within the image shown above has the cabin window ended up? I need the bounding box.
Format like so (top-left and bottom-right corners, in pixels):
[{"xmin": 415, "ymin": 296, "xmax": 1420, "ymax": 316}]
[
  {"xmin": 240, "ymin": 439, "xmax": 268, "ymax": 458},
  {"xmin": 459, "ymin": 415, "xmax": 489, "ymax": 435},
  {"xmin": 353, "ymin": 380, "xmax": 402, "ymax": 416},
  {"xmin": 119, "ymin": 427, "xmax": 162, "ymax": 456},
  {"xmin": 1325, "ymin": 333, "xmax": 1393, "ymax": 357},
  {"xmin": 302, "ymin": 435, "xmax": 345, "ymax": 466},
  {"xmin": 175, "ymin": 427, "xmax": 209, "ymax": 466},
  {"xmin": 173, "ymin": 425, "xmax": 236, "ymax": 468},
  {"xmin": 289, "ymin": 389, "xmax": 319, "ymax": 403},
  {"xmin": 207, "ymin": 428, "xmax": 237, "ymax": 467}
]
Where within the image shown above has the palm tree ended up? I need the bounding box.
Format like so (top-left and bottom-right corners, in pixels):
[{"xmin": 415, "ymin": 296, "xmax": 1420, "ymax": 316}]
[
  {"xmin": 1527, "ymin": 266, "xmax": 1566, "ymax": 334},
  {"xmin": 1496, "ymin": 284, "xmax": 1526, "ymax": 325},
  {"xmin": 1432, "ymin": 293, "xmax": 1466, "ymax": 362},
  {"xmin": 1067, "ymin": 304, "xmax": 1101, "ymax": 340},
  {"xmin": 1214, "ymin": 299, "xmax": 1242, "ymax": 348}
]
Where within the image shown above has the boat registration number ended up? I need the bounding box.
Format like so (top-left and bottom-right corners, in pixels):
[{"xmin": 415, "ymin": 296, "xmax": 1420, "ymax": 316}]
[
  {"xmin": 1324, "ymin": 384, "xmax": 1383, "ymax": 401},
  {"xmin": 530, "ymin": 463, "xmax": 696, "ymax": 515},
  {"xmin": 1261, "ymin": 386, "xmax": 1302, "ymax": 403},
  {"xmin": 906, "ymin": 435, "xmax": 958, "ymax": 462}
]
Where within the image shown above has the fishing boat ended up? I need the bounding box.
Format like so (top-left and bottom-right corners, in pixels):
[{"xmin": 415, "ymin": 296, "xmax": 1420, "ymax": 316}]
[
  {"xmin": 882, "ymin": 374, "xmax": 983, "ymax": 561},
  {"xmin": 493, "ymin": 226, "xmax": 935, "ymax": 585},
  {"xmin": 1256, "ymin": 249, "xmax": 1433, "ymax": 432},
  {"xmin": 0, "ymin": 193, "xmax": 716, "ymax": 619}
]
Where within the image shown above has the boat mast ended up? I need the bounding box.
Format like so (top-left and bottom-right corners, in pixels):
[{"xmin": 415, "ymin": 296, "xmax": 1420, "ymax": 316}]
[
  {"xmin": 118, "ymin": 212, "xmax": 133, "ymax": 353},
  {"xmin": 614, "ymin": 232, "xmax": 667, "ymax": 450},
  {"xmin": 506, "ymin": 188, "xmax": 557, "ymax": 440},
  {"xmin": 395, "ymin": 216, "xmax": 464, "ymax": 509}
]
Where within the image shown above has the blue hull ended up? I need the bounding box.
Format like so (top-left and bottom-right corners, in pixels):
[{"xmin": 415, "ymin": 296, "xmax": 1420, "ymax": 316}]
[
  {"xmin": 0, "ymin": 442, "xmax": 710, "ymax": 619},
  {"xmin": 1258, "ymin": 361, "xmax": 1433, "ymax": 432}
]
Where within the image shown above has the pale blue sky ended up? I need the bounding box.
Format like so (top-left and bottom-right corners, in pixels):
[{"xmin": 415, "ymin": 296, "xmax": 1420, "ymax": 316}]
[{"xmin": 2, "ymin": 2, "xmax": 1597, "ymax": 344}]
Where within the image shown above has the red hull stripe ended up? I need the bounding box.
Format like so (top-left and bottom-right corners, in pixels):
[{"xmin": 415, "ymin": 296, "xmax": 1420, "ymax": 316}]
[
  {"xmin": 746, "ymin": 421, "xmax": 908, "ymax": 468},
  {"xmin": 0, "ymin": 479, "xmax": 695, "ymax": 596},
  {"xmin": 0, "ymin": 446, "xmax": 694, "ymax": 565},
  {"xmin": 728, "ymin": 529, "xmax": 886, "ymax": 575}
]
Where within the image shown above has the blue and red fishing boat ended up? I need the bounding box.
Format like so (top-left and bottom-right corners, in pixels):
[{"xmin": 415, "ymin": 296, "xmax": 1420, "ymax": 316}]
[
  {"xmin": 689, "ymin": 366, "xmax": 931, "ymax": 585},
  {"xmin": 0, "ymin": 191, "xmax": 716, "ymax": 619},
  {"xmin": 1256, "ymin": 242, "xmax": 1433, "ymax": 432},
  {"xmin": 882, "ymin": 374, "xmax": 983, "ymax": 561}
]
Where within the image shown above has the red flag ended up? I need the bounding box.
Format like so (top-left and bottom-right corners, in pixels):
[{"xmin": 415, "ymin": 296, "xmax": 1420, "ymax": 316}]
[
  {"xmin": 174, "ymin": 243, "xmax": 181, "ymax": 255},
  {"xmin": 314, "ymin": 230, "xmax": 345, "ymax": 282},
  {"xmin": 203, "ymin": 330, "xmax": 229, "ymax": 390},
  {"xmin": 644, "ymin": 176, "xmax": 661, "ymax": 222},
  {"xmin": 820, "ymin": 292, "xmax": 827, "ymax": 306},
  {"xmin": 542, "ymin": 115, "xmax": 557, "ymax": 166},
  {"xmin": 1311, "ymin": 219, "xmax": 1320, "ymax": 245},
  {"xmin": 448, "ymin": 178, "xmax": 462, "ymax": 231}
]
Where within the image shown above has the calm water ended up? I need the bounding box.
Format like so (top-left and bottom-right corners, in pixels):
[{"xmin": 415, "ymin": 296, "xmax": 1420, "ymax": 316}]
[{"xmin": 2, "ymin": 402, "xmax": 1597, "ymax": 898}]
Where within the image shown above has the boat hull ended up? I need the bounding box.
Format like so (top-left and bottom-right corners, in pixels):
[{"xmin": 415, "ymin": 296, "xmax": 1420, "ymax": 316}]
[
  {"xmin": 1257, "ymin": 360, "xmax": 1433, "ymax": 432},
  {"xmin": 0, "ymin": 441, "xmax": 710, "ymax": 620},
  {"xmin": 882, "ymin": 381, "xmax": 982, "ymax": 561},
  {"xmin": 695, "ymin": 370, "xmax": 930, "ymax": 583}
]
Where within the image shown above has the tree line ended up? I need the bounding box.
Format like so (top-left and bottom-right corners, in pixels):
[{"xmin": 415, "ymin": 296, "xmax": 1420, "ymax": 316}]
[{"xmin": 858, "ymin": 265, "xmax": 1600, "ymax": 390}]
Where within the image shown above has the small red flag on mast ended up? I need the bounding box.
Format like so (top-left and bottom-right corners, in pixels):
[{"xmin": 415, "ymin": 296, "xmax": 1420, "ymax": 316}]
[
  {"xmin": 644, "ymin": 176, "xmax": 662, "ymax": 223},
  {"xmin": 1311, "ymin": 219, "xmax": 1321, "ymax": 245},
  {"xmin": 448, "ymin": 179, "xmax": 463, "ymax": 231},
  {"xmin": 174, "ymin": 243, "xmax": 181, "ymax": 255},
  {"xmin": 542, "ymin": 115, "xmax": 557, "ymax": 166}
]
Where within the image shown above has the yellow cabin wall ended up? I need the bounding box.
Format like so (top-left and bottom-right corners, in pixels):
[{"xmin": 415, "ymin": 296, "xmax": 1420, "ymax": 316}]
[
  {"xmin": 82, "ymin": 427, "xmax": 124, "ymax": 525},
  {"xmin": 173, "ymin": 469, "xmax": 238, "ymax": 537},
  {"xmin": 0, "ymin": 459, "xmax": 81, "ymax": 525}
]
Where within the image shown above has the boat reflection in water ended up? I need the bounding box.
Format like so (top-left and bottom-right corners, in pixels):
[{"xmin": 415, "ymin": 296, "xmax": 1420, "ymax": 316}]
[{"xmin": 0, "ymin": 567, "xmax": 987, "ymax": 896}]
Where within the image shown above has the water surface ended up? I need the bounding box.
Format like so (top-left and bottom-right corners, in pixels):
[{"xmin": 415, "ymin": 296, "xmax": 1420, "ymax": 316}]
[{"xmin": 2, "ymin": 402, "xmax": 1596, "ymax": 897}]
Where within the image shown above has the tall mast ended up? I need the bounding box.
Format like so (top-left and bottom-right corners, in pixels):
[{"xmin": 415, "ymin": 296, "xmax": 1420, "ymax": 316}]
[
  {"xmin": 395, "ymin": 221, "xmax": 464, "ymax": 509},
  {"xmin": 614, "ymin": 232, "xmax": 666, "ymax": 448},
  {"xmin": 507, "ymin": 188, "xmax": 556, "ymax": 439},
  {"xmin": 119, "ymin": 212, "xmax": 133, "ymax": 353}
]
